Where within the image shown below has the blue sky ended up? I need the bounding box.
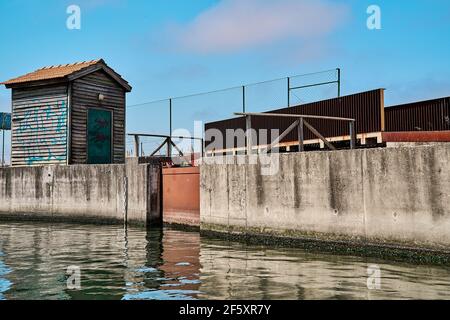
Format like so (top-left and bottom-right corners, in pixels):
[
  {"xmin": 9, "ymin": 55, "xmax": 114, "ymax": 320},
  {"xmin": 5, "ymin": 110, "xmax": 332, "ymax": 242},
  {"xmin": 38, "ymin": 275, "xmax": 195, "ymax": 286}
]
[{"xmin": 0, "ymin": 0, "xmax": 450, "ymax": 159}]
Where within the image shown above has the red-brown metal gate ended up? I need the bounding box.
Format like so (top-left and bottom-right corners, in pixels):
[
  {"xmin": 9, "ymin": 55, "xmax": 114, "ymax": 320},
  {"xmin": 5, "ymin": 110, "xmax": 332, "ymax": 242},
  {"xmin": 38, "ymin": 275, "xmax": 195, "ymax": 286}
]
[{"xmin": 162, "ymin": 167, "xmax": 200, "ymax": 227}]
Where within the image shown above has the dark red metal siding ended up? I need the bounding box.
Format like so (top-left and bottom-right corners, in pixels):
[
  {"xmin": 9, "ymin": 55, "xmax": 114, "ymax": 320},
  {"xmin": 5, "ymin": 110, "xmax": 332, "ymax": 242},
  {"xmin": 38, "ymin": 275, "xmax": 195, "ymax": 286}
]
[
  {"xmin": 385, "ymin": 97, "xmax": 450, "ymax": 132},
  {"xmin": 205, "ymin": 89, "xmax": 384, "ymax": 149},
  {"xmin": 205, "ymin": 117, "xmax": 246, "ymax": 149}
]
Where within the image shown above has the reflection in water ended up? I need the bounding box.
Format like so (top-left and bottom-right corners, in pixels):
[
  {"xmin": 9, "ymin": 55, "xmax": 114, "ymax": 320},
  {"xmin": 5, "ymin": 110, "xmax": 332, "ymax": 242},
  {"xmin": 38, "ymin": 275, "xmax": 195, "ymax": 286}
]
[
  {"xmin": 0, "ymin": 254, "xmax": 12, "ymax": 300},
  {"xmin": 0, "ymin": 223, "xmax": 201, "ymax": 300},
  {"xmin": 199, "ymin": 240, "xmax": 450, "ymax": 300},
  {"xmin": 0, "ymin": 222, "xmax": 449, "ymax": 300}
]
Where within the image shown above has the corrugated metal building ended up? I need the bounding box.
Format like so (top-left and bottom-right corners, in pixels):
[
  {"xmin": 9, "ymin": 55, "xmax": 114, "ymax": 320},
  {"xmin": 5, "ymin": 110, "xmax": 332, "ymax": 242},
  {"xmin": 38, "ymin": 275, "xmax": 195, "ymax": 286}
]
[
  {"xmin": 385, "ymin": 97, "xmax": 450, "ymax": 132},
  {"xmin": 1, "ymin": 59, "xmax": 132, "ymax": 166},
  {"xmin": 205, "ymin": 91, "xmax": 450, "ymax": 154}
]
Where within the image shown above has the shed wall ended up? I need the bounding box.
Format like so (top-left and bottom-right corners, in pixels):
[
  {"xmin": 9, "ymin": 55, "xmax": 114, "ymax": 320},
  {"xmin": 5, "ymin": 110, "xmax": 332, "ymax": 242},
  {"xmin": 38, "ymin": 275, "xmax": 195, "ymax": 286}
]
[
  {"xmin": 11, "ymin": 84, "xmax": 68, "ymax": 166},
  {"xmin": 70, "ymin": 70, "xmax": 126, "ymax": 164}
]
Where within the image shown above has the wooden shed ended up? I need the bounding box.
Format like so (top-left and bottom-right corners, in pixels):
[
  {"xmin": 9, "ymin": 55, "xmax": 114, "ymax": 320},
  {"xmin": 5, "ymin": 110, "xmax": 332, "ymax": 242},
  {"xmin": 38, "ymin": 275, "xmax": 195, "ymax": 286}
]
[{"xmin": 1, "ymin": 59, "xmax": 132, "ymax": 166}]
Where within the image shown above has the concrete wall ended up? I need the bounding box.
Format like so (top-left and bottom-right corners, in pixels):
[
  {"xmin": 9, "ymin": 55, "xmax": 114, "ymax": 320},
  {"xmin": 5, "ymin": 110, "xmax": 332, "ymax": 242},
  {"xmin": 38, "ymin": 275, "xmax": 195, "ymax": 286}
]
[
  {"xmin": 0, "ymin": 159, "xmax": 161, "ymax": 226},
  {"xmin": 200, "ymin": 145, "xmax": 450, "ymax": 251}
]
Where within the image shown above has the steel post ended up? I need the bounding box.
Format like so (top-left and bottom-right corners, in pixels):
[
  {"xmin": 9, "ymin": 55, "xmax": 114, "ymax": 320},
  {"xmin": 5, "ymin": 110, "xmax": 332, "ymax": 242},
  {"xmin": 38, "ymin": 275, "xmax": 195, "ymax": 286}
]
[
  {"xmin": 133, "ymin": 135, "xmax": 140, "ymax": 158},
  {"xmin": 349, "ymin": 121, "xmax": 356, "ymax": 149},
  {"xmin": 298, "ymin": 118, "xmax": 304, "ymax": 152},
  {"xmin": 246, "ymin": 116, "xmax": 252, "ymax": 155}
]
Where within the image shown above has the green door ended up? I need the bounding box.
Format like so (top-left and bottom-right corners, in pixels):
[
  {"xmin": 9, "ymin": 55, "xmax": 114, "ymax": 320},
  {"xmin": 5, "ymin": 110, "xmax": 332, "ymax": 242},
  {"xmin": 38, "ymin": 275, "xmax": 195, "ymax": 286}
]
[{"xmin": 87, "ymin": 108, "xmax": 112, "ymax": 164}]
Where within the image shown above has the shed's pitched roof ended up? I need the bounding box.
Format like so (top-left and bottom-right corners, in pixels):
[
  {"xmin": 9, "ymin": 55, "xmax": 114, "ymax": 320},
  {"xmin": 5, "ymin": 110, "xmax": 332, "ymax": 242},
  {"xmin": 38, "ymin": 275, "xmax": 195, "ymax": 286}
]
[{"xmin": 1, "ymin": 59, "xmax": 132, "ymax": 92}]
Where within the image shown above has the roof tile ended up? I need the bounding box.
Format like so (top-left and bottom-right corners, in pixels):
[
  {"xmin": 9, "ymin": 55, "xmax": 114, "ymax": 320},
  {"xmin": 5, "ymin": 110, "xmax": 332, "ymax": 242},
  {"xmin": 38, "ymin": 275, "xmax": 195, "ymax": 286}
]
[{"xmin": 1, "ymin": 60, "xmax": 102, "ymax": 85}]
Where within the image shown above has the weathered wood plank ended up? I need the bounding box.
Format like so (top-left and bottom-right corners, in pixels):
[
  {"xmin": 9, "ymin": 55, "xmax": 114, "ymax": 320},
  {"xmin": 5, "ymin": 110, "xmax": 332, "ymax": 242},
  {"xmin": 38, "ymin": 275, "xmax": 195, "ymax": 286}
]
[
  {"xmin": 70, "ymin": 69, "xmax": 126, "ymax": 164},
  {"xmin": 11, "ymin": 84, "xmax": 68, "ymax": 166}
]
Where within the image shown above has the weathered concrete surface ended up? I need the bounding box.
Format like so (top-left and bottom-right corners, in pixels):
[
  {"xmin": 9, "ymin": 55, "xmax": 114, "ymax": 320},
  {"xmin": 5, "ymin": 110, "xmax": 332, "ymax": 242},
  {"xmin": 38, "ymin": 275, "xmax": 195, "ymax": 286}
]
[
  {"xmin": 200, "ymin": 145, "xmax": 450, "ymax": 252},
  {"xmin": 0, "ymin": 159, "xmax": 161, "ymax": 226}
]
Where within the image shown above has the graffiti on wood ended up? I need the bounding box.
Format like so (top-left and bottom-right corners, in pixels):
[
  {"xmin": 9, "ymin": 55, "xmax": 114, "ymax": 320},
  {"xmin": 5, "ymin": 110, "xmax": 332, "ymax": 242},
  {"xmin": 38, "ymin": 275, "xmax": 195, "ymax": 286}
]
[{"xmin": 15, "ymin": 100, "xmax": 67, "ymax": 165}]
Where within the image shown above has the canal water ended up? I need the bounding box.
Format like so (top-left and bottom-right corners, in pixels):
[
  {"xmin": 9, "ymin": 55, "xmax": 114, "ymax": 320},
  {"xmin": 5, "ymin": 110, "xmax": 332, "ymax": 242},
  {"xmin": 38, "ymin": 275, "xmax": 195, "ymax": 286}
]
[{"xmin": 0, "ymin": 221, "xmax": 450, "ymax": 300}]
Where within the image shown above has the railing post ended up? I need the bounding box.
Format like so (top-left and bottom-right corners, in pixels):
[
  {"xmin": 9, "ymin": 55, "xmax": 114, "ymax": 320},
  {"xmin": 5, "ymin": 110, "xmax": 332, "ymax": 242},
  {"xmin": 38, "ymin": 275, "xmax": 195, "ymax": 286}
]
[
  {"xmin": 246, "ymin": 115, "xmax": 252, "ymax": 155},
  {"xmin": 201, "ymin": 138, "xmax": 205, "ymax": 158},
  {"xmin": 298, "ymin": 118, "xmax": 304, "ymax": 152},
  {"xmin": 133, "ymin": 135, "xmax": 140, "ymax": 158},
  {"xmin": 166, "ymin": 137, "xmax": 172, "ymax": 157},
  {"xmin": 349, "ymin": 121, "xmax": 356, "ymax": 149}
]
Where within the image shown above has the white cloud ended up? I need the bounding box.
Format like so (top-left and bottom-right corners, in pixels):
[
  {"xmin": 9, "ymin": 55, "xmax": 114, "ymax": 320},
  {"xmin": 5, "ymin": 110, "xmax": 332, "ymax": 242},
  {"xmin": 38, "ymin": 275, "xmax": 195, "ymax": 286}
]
[{"xmin": 166, "ymin": 0, "xmax": 349, "ymax": 54}]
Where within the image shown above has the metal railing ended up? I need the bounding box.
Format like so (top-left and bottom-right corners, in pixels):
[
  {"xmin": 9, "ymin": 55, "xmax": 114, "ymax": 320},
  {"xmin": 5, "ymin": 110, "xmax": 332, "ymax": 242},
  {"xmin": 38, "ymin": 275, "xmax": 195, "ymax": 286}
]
[
  {"xmin": 128, "ymin": 133, "xmax": 204, "ymax": 158},
  {"xmin": 234, "ymin": 112, "xmax": 356, "ymax": 154},
  {"xmin": 126, "ymin": 69, "xmax": 341, "ymax": 155}
]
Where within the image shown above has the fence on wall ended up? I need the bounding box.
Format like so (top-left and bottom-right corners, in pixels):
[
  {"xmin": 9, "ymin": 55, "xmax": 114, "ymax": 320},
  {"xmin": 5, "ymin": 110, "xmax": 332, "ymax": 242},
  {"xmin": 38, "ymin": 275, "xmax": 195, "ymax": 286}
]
[
  {"xmin": 125, "ymin": 68, "xmax": 341, "ymax": 157},
  {"xmin": 205, "ymin": 89, "xmax": 385, "ymax": 154}
]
